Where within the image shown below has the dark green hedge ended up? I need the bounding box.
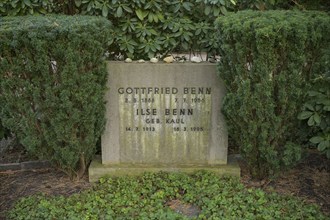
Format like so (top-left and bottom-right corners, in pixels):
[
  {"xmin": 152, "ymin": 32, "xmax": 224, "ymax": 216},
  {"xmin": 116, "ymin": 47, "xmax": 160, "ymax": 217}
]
[
  {"xmin": 216, "ymin": 10, "xmax": 330, "ymax": 178},
  {"xmin": 0, "ymin": 15, "xmax": 111, "ymax": 179}
]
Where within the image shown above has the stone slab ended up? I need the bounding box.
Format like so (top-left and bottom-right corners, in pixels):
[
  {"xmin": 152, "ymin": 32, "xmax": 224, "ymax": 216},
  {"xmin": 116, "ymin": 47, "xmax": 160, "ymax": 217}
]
[
  {"xmin": 89, "ymin": 156, "xmax": 240, "ymax": 182},
  {"xmin": 102, "ymin": 62, "xmax": 228, "ymax": 165},
  {"xmin": 0, "ymin": 160, "xmax": 51, "ymax": 171},
  {"xmin": 0, "ymin": 163, "xmax": 20, "ymax": 171},
  {"xmin": 20, "ymin": 160, "xmax": 51, "ymax": 170}
]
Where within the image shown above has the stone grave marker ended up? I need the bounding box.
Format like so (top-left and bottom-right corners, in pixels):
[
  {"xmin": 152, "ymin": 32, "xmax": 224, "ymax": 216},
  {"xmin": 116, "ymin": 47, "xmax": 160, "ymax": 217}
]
[{"xmin": 89, "ymin": 62, "xmax": 240, "ymax": 182}]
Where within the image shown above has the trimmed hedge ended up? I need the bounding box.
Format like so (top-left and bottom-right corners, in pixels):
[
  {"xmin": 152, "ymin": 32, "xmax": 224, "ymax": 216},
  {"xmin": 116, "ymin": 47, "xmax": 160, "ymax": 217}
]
[
  {"xmin": 0, "ymin": 15, "xmax": 111, "ymax": 179},
  {"xmin": 216, "ymin": 10, "xmax": 330, "ymax": 178}
]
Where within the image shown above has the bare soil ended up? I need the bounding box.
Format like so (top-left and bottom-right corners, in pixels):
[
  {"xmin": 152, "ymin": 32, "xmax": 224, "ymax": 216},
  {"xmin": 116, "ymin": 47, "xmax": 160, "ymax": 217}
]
[
  {"xmin": 240, "ymin": 150, "xmax": 330, "ymax": 216},
  {"xmin": 0, "ymin": 141, "xmax": 37, "ymax": 164},
  {"xmin": 0, "ymin": 146, "xmax": 329, "ymax": 219}
]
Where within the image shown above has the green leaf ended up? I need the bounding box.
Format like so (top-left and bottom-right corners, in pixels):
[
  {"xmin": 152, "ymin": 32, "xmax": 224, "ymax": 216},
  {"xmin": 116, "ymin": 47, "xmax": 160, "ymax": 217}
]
[
  {"xmin": 127, "ymin": 45, "xmax": 134, "ymax": 54},
  {"xmin": 153, "ymin": 13, "xmax": 159, "ymax": 23},
  {"xmin": 315, "ymin": 104, "xmax": 322, "ymax": 111},
  {"xmin": 304, "ymin": 103, "xmax": 314, "ymax": 111},
  {"xmin": 323, "ymin": 105, "xmax": 330, "ymax": 111},
  {"xmin": 269, "ymin": 0, "xmax": 275, "ymax": 5},
  {"xmin": 86, "ymin": 3, "xmax": 91, "ymax": 11},
  {"xmin": 10, "ymin": 1, "xmax": 17, "ymax": 8},
  {"xmin": 308, "ymin": 91, "xmax": 321, "ymax": 97},
  {"xmin": 38, "ymin": 8, "xmax": 47, "ymax": 14},
  {"xmin": 116, "ymin": 6, "xmax": 123, "ymax": 17},
  {"xmin": 122, "ymin": 5, "xmax": 132, "ymax": 13},
  {"xmin": 157, "ymin": 13, "xmax": 164, "ymax": 22},
  {"xmin": 310, "ymin": 136, "xmax": 324, "ymax": 144},
  {"xmin": 213, "ymin": 7, "xmax": 220, "ymax": 16},
  {"xmin": 24, "ymin": 0, "xmax": 31, "ymax": 7},
  {"xmin": 136, "ymin": 9, "xmax": 147, "ymax": 20},
  {"xmin": 102, "ymin": 5, "xmax": 108, "ymax": 17},
  {"xmin": 75, "ymin": 0, "xmax": 82, "ymax": 7},
  {"xmin": 182, "ymin": 2, "xmax": 192, "ymax": 11},
  {"xmin": 148, "ymin": 13, "xmax": 153, "ymax": 22},
  {"xmin": 173, "ymin": 4, "xmax": 180, "ymax": 13},
  {"xmin": 318, "ymin": 140, "xmax": 329, "ymax": 151},
  {"xmin": 220, "ymin": 6, "xmax": 227, "ymax": 15},
  {"xmin": 0, "ymin": 129, "xmax": 4, "ymax": 139},
  {"xmin": 297, "ymin": 111, "xmax": 313, "ymax": 120},
  {"xmin": 313, "ymin": 113, "xmax": 321, "ymax": 125},
  {"xmin": 307, "ymin": 115, "xmax": 315, "ymax": 126},
  {"xmin": 321, "ymin": 100, "xmax": 330, "ymax": 106},
  {"xmin": 149, "ymin": 29, "xmax": 157, "ymax": 35},
  {"xmin": 204, "ymin": 6, "xmax": 211, "ymax": 15}
]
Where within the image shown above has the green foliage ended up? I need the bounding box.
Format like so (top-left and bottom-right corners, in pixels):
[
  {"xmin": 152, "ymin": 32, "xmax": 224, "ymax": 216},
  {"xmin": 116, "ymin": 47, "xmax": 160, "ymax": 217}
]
[
  {"xmin": 3, "ymin": 1, "xmax": 328, "ymax": 59},
  {"xmin": 298, "ymin": 73, "xmax": 330, "ymax": 158},
  {"xmin": 77, "ymin": 0, "xmax": 237, "ymax": 59},
  {"xmin": 234, "ymin": 0, "xmax": 330, "ymax": 11},
  {"xmin": 295, "ymin": 0, "xmax": 330, "ymax": 11},
  {"xmin": 234, "ymin": 0, "xmax": 286, "ymax": 10},
  {"xmin": 8, "ymin": 171, "xmax": 326, "ymax": 219},
  {"xmin": 216, "ymin": 10, "xmax": 330, "ymax": 178},
  {"xmin": 0, "ymin": 0, "xmax": 238, "ymax": 59},
  {"xmin": 0, "ymin": 15, "xmax": 111, "ymax": 179},
  {"xmin": 0, "ymin": 119, "xmax": 11, "ymax": 139},
  {"xmin": 0, "ymin": 0, "xmax": 57, "ymax": 15}
]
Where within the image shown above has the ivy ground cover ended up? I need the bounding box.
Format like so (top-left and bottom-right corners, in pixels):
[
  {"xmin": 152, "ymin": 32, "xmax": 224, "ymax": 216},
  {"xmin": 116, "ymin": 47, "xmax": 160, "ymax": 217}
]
[{"xmin": 9, "ymin": 171, "xmax": 326, "ymax": 219}]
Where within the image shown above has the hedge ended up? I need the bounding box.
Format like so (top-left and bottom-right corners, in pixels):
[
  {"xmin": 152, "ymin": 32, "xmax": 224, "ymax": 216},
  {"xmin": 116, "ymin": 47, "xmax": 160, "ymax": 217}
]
[
  {"xmin": 216, "ymin": 10, "xmax": 330, "ymax": 178},
  {"xmin": 0, "ymin": 15, "xmax": 112, "ymax": 179}
]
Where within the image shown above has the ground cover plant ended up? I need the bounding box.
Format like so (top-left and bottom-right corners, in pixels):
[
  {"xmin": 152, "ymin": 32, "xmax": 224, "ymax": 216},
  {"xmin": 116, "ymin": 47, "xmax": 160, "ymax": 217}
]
[
  {"xmin": 8, "ymin": 171, "xmax": 327, "ymax": 219},
  {"xmin": 298, "ymin": 73, "xmax": 330, "ymax": 158},
  {"xmin": 0, "ymin": 15, "xmax": 111, "ymax": 179}
]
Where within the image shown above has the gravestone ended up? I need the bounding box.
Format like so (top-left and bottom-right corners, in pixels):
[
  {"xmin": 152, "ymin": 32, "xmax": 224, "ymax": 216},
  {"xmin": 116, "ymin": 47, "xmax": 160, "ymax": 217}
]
[{"xmin": 89, "ymin": 62, "xmax": 240, "ymax": 182}]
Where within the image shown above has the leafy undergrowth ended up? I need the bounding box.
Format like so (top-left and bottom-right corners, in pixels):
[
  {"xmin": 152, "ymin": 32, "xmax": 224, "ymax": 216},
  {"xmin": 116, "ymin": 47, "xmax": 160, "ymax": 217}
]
[{"xmin": 9, "ymin": 171, "xmax": 326, "ymax": 220}]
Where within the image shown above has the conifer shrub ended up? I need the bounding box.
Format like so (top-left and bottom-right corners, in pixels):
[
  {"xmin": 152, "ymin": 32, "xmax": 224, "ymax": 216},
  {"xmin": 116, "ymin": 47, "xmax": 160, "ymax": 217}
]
[
  {"xmin": 0, "ymin": 15, "xmax": 111, "ymax": 179},
  {"xmin": 216, "ymin": 10, "xmax": 330, "ymax": 178}
]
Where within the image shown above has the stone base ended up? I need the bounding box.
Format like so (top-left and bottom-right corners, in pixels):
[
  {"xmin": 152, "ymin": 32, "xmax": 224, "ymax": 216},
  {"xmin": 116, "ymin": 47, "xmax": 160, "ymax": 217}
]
[{"xmin": 88, "ymin": 155, "xmax": 241, "ymax": 182}]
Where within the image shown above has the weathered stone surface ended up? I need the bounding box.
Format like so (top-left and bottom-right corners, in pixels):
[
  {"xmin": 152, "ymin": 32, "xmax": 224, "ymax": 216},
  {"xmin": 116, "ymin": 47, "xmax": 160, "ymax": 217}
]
[
  {"xmin": 89, "ymin": 62, "xmax": 234, "ymax": 182},
  {"xmin": 102, "ymin": 62, "xmax": 227, "ymax": 164},
  {"xmin": 89, "ymin": 156, "xmax": 240, "ymax": 182}
]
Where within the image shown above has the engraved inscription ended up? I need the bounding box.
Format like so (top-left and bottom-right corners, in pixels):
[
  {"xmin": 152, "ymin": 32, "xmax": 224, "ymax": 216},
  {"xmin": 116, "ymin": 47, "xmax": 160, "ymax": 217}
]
[{"xmin": 118, "ymin": 86, "xmax": 212, "ymax": 163}]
